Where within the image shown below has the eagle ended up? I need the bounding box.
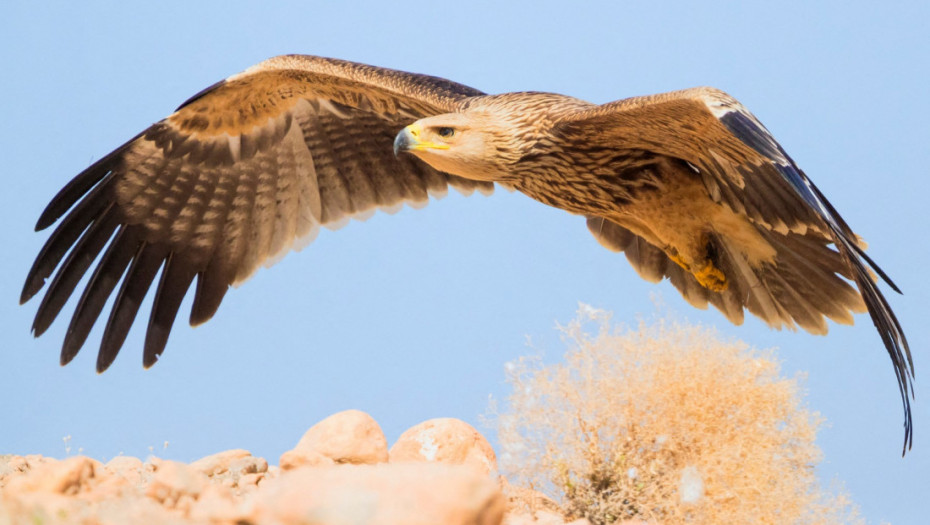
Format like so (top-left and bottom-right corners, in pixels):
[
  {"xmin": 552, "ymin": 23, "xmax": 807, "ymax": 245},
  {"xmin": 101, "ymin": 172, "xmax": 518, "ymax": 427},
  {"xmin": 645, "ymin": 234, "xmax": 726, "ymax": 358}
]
[{"xmin": 21, "ymin": 55, "xmax": 913, "ymax": 452}]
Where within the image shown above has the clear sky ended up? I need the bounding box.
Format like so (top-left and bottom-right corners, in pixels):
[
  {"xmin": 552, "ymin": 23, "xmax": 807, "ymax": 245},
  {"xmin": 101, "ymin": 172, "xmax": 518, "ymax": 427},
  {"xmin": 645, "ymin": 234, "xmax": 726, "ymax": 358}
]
[{"xmin": 1, "ymin": 1, "xmax": 927, "ymax": 522}]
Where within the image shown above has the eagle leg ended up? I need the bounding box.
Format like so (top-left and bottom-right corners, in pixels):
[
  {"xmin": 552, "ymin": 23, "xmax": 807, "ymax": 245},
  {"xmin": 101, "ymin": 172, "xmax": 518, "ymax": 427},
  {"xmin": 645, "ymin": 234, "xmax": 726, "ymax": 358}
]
[
  {"xmin": 693, "ymin": 260, "xmax": 728, "ymax": 292},
  {"xmin": 665, "ymin": 242, "xmax": 729, "ymax": 293}
]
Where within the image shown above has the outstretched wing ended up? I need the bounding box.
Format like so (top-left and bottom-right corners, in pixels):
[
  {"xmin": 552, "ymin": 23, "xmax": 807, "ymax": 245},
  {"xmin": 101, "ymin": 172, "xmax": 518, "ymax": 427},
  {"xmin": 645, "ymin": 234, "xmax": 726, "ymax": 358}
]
[
  {"xmin": 574, "ymin": 88, "xmax": 913, "ymax": 453},
  {"xmin": 22, "ymin": 54, "xmax": 491, "ymax": 372}
]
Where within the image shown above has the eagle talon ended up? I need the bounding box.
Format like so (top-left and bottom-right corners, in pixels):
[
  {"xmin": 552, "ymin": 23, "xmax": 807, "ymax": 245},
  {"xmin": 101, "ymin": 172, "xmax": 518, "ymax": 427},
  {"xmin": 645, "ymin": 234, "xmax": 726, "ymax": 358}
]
[
  {"xmin": 694, "ymin": 262, "xmax": 728, "ymax": 292},
  {"xmin": 667, "ymin": 251, "xmax": 689, "ymax": 271}
]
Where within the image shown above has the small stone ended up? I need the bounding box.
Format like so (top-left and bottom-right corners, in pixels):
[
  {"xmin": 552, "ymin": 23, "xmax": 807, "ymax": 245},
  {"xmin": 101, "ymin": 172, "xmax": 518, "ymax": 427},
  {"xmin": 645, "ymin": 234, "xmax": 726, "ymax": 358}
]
[
  {"xmin": 0, "ymin": 455, "xmax": 33, "ymax": 487},
  {"xmin": 280, "ymin": 409, "xmax": 388, "ymax": 470},
  {"xmin": 238, "ymin": 472, "xmax": 264, "ymax": 488},
  {"xmin": 105, "ymin": 455, "xmax": 143, "ymax": 472},
  {"xmin": 5, "ymin": 455, "xmax": 100, "ymax": 495},
  {"xmin": 189, "ymin": 484, "xmax": 245, "ymax": 523},
  {"xmin": 229, "ymin": 455, "xmax": 268, "ymax": 476},
  {"xmin": 278, "ymin": 448, "xmax": 332, "ymax": 469},
  {"xmin": 503, "ymin": 510, "xmax": 579, "ymax": 524},
  {"xmin": 505, "ymin": 510, "xmax": 597, "ymax": 525},
  {"xmin": 190, "ymin": 449, "xmax": 253, "ymax": 477},
  {"xmin": 145, "ymin": 460, "xmax": 207, "ymax": 510},
  {"xmin": 501, "ymin": 478, "xmax": 562, "ymax": 519},
  {"xmin": 390, "ymin": 418, "xmax": 497, "ymax": 475},
  {"xmin": 251, "ymin": 462, "xmax": 505, "ymax": 525},
  {"xmin": 104, "ymin": 456, "xmax": 144, "ymax": 486}
]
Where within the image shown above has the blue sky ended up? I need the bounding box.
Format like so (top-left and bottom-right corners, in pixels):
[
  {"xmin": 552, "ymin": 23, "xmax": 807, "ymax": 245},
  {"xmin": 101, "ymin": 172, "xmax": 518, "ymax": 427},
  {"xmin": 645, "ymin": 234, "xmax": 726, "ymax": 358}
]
[{"xmin": 1, "ymin": 1, "xmax": 927, "ymax": 522}]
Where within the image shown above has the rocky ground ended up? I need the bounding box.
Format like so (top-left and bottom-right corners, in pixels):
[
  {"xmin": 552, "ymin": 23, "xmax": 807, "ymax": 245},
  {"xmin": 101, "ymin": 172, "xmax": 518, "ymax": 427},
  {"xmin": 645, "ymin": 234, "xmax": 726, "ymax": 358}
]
[{"xmin": 0, "ymin": 410, "xmax": 598, "ymax": 525}]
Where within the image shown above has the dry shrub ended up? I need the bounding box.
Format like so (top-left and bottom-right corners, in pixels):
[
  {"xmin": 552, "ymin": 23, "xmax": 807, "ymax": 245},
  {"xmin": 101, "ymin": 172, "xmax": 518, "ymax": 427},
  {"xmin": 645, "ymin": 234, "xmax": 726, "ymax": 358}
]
[{"xmin": 494, "ymin": 305, "xmax": 861, "ymax": 524}]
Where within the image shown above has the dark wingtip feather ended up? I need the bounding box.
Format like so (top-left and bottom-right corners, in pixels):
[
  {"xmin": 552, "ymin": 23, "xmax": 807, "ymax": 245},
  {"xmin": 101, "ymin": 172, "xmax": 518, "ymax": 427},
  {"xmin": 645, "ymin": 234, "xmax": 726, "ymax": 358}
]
[
  {"xmin": 60, "ymin": 228, "xmax": 139, "ymax": 366},
  {"xmin": 31, "ymin": 209, "xmax": 119, "ymax": 338},
  {"xmin": 143, "ymin": 253, "xmax": 196, "ymax": 368},
  {"xmin": 97, "ymin": 242, "xmax": 168, "ymax": 373},
  {"xmin": 22, "ymin": 183, "xmax": 112, "ymax": 305},
  {"xmin": 190, "ymin": 267, "xmax": 230, "ymax": 327},
  {"xmin": 833, "ymin": 232, "xmax": 914, "ymax": 455},
  {"xmin": 35, "ymin": 134, "xmax": 140, "ymax": 231},
  {"xmin": 848, "ymin": 240, "xmax": 903, "ymax": 294}
]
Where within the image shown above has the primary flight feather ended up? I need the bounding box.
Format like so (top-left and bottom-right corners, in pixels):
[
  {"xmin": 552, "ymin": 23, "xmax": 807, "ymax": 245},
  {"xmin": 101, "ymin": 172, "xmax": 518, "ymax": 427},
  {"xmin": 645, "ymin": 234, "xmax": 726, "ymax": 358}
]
[{"xmin": 22, "ymin": 55, "xmax": 913, "ymax": 452}]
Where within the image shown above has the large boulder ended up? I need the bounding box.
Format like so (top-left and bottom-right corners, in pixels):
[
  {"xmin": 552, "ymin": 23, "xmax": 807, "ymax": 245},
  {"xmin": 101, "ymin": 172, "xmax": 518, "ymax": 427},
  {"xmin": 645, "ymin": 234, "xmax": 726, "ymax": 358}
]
[
  {"xmin": 390, "ymin": 418, "xmax": 497, "ymax": 475},
  {"xmin": 280, "ymin": 409, "xmax": 389, "ymax": 470}
]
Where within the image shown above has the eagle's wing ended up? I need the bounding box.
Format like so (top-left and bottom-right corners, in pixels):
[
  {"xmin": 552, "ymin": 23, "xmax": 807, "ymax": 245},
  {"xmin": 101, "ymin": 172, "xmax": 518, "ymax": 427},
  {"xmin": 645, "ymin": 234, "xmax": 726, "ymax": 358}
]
[
  {"xmin": 22, "ymin": 54, "xmax": 491, "ymax": 371},
  {"xmin": 576, "ymin": 88, "xmax": 912, "ymax": 453}
]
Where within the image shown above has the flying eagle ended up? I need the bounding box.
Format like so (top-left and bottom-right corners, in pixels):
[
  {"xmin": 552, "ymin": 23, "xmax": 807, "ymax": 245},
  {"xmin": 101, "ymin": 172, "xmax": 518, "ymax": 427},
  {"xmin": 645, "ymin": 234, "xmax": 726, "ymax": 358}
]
[{"xmin": 22, "ymin": 55, "xmax": 913, "ymax": 452}]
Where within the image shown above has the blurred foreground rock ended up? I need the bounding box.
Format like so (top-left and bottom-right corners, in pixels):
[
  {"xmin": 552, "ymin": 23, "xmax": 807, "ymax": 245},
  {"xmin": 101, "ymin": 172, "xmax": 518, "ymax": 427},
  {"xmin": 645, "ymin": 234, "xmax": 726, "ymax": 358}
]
[
  {"xmin": 390, "ymin": 417, "xmax": 498, "ymax": 475},
  {"xmin": 279, "ymin": 409, "xmax": 388, "ymax": 470},
  {"xmin": 253, "ymin": 463, "xmax": 504, "ymax": 525},
  {"xmin": 0, "ymin": 409, "xmax": 583, "ymax": 525}
]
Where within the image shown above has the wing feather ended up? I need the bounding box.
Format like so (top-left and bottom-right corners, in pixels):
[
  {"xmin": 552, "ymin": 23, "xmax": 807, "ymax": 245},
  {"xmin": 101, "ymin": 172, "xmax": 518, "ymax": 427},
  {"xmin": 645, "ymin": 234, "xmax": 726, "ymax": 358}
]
[
  {"xmin": 62, "ymin": 227, "xmax": 139, "ymax": 364},
  {"xmin": 25, "ymin": 54, "xmax": 490, "ymax": 369},
  {"xmin": 580, "ymin": 88, "xmax": 913, "ymax": 451}
]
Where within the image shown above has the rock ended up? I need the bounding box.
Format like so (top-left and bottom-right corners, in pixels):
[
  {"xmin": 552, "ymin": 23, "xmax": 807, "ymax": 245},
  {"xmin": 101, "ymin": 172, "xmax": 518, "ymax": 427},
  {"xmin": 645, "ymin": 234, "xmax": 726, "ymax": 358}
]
[
  {"xmin": 189, "ymin": 484, "xmax": 246, "ymax": 523},
  {"xmin": 4, "ymin": 455, "xmax": 100, "ymax": 495},
  {"xmin": 190, "ymin": 450, "xmax": 268, "ymax": 491},
  {"xmin": 145, "ymin": 460, "xmax": 207, "ymax": 512},
  {"xmin": 1, "ymin": 456, "xmax": 106, "ymax": 525},
  {"xmin": 105, "ymin": 455, "xmax": 143, "ymax": 473},
  {"xmin": 104, "ymin": 455, "xmax": 145, "ymax": 486},
  {"xmin": 190, "ymin": 449, "xmax": 253, "ymax": 477},
  {"xmin": 85, "ymin": 457, "xmax": 141, "ymax": 503},
  {"xmin": 251, "ymin": 462, "xmax": 505, "ymax": 525},
  {"xmin": 504, "ymin": 510, "xmax": 593, "ymax": 524},
  {"xmin": 238, "ymin": 472, "xmax": 264, "ymax": 489},
  {"xmin": 501, "ymin": 478, "xmax": 561, "ymax": 513},
  {"xmin": 228, "ymin": 455, "xmax": 268, "ymax": 476},
  {"xmin": 0, "ymin": 455, "xmax": 33, "ymax": 487},
  {"xmin": 504, "ymin": 510, "xmax": 571, "ymax": 524},
  {"xmin": 280, "ymin": 409, "xmax": 388, "ymax": 470},
  {"xmin": 390, "ymin": 418, "xmax": 497, "ymax": 475}
]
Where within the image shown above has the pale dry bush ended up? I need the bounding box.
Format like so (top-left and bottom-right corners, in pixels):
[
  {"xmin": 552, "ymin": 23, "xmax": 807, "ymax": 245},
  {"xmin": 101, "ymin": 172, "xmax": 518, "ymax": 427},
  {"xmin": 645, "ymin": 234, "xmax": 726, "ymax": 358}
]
[{"xmin": 494, "ymin": 306, "xmax": 862, "ymax": 524}]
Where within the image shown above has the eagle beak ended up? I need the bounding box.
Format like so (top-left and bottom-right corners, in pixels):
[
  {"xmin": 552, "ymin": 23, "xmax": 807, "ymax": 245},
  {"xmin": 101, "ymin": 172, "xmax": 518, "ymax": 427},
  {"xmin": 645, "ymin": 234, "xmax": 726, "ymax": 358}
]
[
  {"xmin": 393, "ymin": 123, "xmax": 450, "ymax": 158},
  {"xmin": 393, "ymin": 125, "xmax": 414, "ymax": 157}
]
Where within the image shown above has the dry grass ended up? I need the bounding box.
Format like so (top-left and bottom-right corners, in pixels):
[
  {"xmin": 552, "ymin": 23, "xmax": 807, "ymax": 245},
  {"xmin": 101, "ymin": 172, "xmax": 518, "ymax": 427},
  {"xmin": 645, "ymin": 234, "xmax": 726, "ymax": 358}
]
[{"xmin": 493, "ymin": 306, "xmax": 862, "ymax": 524}]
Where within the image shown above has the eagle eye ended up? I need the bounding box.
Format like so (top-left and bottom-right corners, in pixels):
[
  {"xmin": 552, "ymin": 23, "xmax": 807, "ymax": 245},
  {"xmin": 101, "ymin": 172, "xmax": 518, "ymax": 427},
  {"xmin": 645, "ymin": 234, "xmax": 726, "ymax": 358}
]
[{"xmin": 437, "ymin": 127, "xmax": 455, "ymax": 138}]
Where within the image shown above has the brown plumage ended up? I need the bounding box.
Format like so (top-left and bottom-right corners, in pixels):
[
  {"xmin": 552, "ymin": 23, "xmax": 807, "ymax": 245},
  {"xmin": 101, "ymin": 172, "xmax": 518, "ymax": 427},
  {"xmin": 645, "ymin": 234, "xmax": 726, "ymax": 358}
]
[{"xmin": 22, "ymin": 54, "xmax": 912, "ymax": 452}]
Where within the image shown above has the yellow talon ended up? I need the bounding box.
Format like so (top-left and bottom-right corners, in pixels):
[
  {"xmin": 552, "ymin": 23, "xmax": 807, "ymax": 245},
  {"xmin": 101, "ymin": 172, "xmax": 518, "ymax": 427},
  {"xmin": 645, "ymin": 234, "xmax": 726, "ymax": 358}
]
[
  {"xmin": 694, "ymin": 262, "xmax": 728, "ymax": 292},
  {"xmin": 668, "ymin": 252, "xmax": 689, "ymax": 271},
  {"xmin": 664, "ymin": 246, "xmax": 727, "ymax": 292}
]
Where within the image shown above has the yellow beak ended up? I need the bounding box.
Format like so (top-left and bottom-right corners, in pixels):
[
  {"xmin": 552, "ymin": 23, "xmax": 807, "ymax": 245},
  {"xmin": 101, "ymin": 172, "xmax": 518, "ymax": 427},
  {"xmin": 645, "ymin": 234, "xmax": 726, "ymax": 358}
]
[{"xmin": 393, "ymin": 123, "xmax": 450, "ymax": 157}]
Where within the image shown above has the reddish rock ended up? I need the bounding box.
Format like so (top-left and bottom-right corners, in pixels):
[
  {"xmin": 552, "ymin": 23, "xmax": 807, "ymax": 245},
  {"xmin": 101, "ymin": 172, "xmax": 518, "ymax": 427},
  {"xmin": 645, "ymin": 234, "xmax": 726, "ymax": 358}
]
[
  {"xmin": 390, "ymin": 418, "xmax": 497, "ymax": 475},
  {"xmin": 1, "ymin": 456, "xmax": 109, "ymax": 525},
  {"xmin": 228, "ymin": 455, "xmax": 268, "ymax": 476},
  {"xmin": 280, "ymin": 409, "xmax": 388, "ymax": 470},
  {"xmin": 189, "ymin": 450, "xmax": 268, "ymax": 491},
  {"xmin": 4, "ymin": 455, "xmax": 100, "ymax": 495},
  {"xmin": 0, "ymin": 455, "xmax": 34, "ymax": 487},
  {"xmin": 238, "ymin": 472, "xmax": 264, "ymax": 489},
  {"xmin": 189, "ymin": 484, "xmax": 246, "ymax": 523},
  {"xmin": 251, "ymin": 462, "xmax": 505, "ymax": 525},
  {"xmin": 105, "ymin": 455, "xmax": 143, "ymax": 473},
  {"xmin": 504, "ymin": 511, "xmax": 592, "ymax": 524},
  {"xmin": 145, "ymin": 460, "xmax": 207, "ymax": 512},
  {"xmin": 104, "ymin": 455, "xmax": 145, "ymax": 487},
  {"xmin": 189, "ymin": 449, "xmax": 253, "ymax": 477}
]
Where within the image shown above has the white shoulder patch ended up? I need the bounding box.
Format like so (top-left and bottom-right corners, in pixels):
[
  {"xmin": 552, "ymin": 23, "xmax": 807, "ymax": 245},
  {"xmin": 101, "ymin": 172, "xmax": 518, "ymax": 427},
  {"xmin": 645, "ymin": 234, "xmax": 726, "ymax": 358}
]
[{"xmin": 701, "ymin": 91, "xmax": 744, "ymax": 119}]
